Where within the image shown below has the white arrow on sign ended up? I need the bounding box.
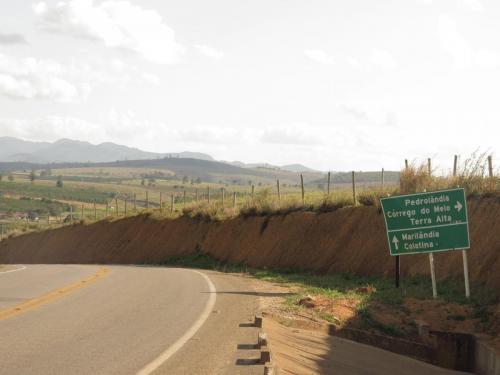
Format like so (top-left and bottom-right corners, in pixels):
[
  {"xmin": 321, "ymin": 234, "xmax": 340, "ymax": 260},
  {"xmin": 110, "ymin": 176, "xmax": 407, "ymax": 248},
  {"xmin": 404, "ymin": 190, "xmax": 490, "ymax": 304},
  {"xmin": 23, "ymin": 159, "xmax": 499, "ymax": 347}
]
[
  {"xmin": 392, "ymin": 236, "xmax": 399, "ymax": 250},
  {"xmin": 454, "ymin": 201, "xmax": 463, "ymax": 212}
]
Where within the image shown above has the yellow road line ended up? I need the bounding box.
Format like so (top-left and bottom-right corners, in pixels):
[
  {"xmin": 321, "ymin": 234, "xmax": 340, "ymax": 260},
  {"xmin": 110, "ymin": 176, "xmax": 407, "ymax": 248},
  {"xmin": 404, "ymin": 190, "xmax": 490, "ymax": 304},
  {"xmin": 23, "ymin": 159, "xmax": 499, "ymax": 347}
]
[{"xmin": 0, "ymin": 267, "xmax": 111, "ymax": 321}]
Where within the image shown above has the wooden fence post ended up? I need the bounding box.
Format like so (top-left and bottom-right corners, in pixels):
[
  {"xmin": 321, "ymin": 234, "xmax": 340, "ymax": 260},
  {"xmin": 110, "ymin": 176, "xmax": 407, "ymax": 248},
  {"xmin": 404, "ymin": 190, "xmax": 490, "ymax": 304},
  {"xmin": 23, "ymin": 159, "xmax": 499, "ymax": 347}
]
[
  {"xmin": 232, "ymin": 191, "xmax": 237, "ymax": 210},
  {"xmin": 488, "ymin": 155, "xmax": 493, "ymax": 178},
  {"xmin": 327, "ymin": 171, "xmax": 331, "ymax": 197},
  {"xmin": 94, "ymin": 200, "xmax": 97, "ymax": 220},
  {"xmin": 381, "ymin": 168, "xmax": 385, "ymax": 188},
  {"xmin": 81, "ymin": 204, "xmax": 84, "ymax": 220},
  {"xmin": 300, "ymin": 174, "xmax": 305, "ymax": 205},
  {"xmin": 221, "ymin": 187, "xmax": 225, "ymax": 207},
  {"xmin": 207, "ymin": 186, "xmax": 210, "ymax": 203},
  {"xmin": 405, "ymin": 159, "xmax": 409, "ymax": 170},
  {"xmin": 276, "ymin": 179, "xmax": 281, "ymax": 208},
  {"xmin": 105, "ymin": 203, "xmax": 108, "ymax": 217},
  {"xmin": 183, "ymin": 190, "xmax": 186, "ymax": 208},
  {"xmin": 124, "ymin": 200, "xmax": 127, "ymax": 216},
  {"xmin": 146, "ymin": 191, "xmax": 149, "ymax": 210},
  {"xmin": 133, "ymin": 193, "xmax": 137, "ymax": 211},
  {"xmin": 159, "ymin": 192, "xmax": 163, "ymax": 213},
  {"xmin": 251, "ymin": 185, "xmax": 255, "ymax": 203},
  {"xmin": 427, "ymin": 158, "xmax": 432, "ymax": 175},
  {"xmin": 453, "ymin": 155, "xmax": 458, "ymax": 177},
  {"xmin": 115, "ymin": 198, "xmax": 118, "ymax": 216},
  {"xmin": 195, "ymin": 188, "xmax": 199, "ymax": 202},
  {"xmin": 171, "ymin": 194, "xmax": 174, "ymax": 213},
  {"xmin": 352, "ymin": 171, "xmax": 357, "ymax": 206}
]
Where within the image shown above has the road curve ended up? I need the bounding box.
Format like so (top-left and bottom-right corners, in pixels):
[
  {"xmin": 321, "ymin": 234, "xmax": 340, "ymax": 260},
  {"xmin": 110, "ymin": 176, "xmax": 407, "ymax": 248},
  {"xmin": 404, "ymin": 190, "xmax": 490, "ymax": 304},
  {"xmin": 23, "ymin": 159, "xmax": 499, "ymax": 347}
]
[{"xmin": 0, "ymin": 265, "xmax": 263, "ymax": 375}]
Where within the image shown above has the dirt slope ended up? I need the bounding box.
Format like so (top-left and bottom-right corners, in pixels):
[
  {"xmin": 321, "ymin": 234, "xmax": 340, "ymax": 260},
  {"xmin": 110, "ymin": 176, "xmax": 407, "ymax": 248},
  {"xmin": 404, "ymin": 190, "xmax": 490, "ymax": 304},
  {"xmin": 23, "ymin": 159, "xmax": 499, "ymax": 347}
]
[{"xmin": 0, "ymin": 195, "xmax": 499, "ymax": 291}]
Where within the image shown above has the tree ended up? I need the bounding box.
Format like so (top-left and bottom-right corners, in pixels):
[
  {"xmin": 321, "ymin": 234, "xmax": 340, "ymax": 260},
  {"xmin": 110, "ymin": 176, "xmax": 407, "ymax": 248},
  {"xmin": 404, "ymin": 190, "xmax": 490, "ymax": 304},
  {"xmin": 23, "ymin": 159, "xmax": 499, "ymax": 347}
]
[
  {"xmin": 182, "ymin": 176, "xmax": 189, "ymax": 184},
  {"xmin": 8, "ymin": 174, "xmax": 14, "ymax": 182},
  {"xmin": 141, "ymin": 179, "xmax": 146, "ymax": 186},
  {"xmin": 29, "ymin": 169, "xmax": 36, "ymax": 184},
  {"xmin": 56, "ymin": 176, "xmax": 63, "ymax": 188}
]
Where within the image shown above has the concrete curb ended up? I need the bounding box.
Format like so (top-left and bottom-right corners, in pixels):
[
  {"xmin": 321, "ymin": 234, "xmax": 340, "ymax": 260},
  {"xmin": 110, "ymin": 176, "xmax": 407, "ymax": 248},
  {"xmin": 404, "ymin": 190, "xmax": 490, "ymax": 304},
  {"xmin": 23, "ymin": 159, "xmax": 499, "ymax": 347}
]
[
  {"xmin": 254, "ymin": 315, "xmax": 278, "ymax": 374},
  {"xmin": 263, "ymin": 312, "xmax": 500, "ymax": 373},
  {"xmin": 474, "ymin": 337, "xmax": 500, "ymax": 375}
]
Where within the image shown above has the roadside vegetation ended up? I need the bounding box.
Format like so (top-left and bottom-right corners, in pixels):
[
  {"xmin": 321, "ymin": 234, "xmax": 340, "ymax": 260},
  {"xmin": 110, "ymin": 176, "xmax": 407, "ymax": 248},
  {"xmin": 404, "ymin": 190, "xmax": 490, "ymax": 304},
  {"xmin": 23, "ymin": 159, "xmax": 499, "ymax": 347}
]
[{"xmin": 162, "ymin": 252, "xmax": 499, "ymax": 340}]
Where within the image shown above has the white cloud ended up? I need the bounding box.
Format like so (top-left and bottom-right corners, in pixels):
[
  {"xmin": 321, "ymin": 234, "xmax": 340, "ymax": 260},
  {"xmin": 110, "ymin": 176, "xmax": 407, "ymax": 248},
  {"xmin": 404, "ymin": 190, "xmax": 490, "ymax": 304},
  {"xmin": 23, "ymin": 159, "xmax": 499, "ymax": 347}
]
[
  {"xmin": 475, "ymin": 49, "xmax": 500, "ymax": 68},
  {"xmin": 459, "ymin": 0, "xmax": 484, "ymax": 12},
  {"xmin": 194, "ymin": 44, "xmax": 224, "ymax": 60},
  {"xmin": 0, "ymin": 53, "xmax": 90, "ymax": 101},
  {"xmin": 260, "ymin": 125, "xmax": 323, "ymax": 145},
  {"xmin": 339, "ymin": 105, "xmax": 368, "ymax": 120},
  {"xmin": 369, "ymin": 48, "xmax": 397, "ymax": 70},
  {"xmin": 338, "ymin": 103, "xmax": 398, "ymax": 128},
  {"xmin": 304, "ymin": 49, "xmax": 334, "ymax": 65},
  {"xmin": 33, "ymin": 0, "xmax": 184, "ymax": 64},
  {"xmin": 346, "ymin": 56, "xmax": 362, "ymax": 68},
  {"xmin": 0, "ymin": 52, "xmax": 158, "ymax": 101},
  {"xmin": 0, "ymin": 116, "xmax": 105, "ymax": 141},
  {"xmin": 0, "ymin": 114, "xmax": 164, "ymax": 144},
  {"xmin": 438, "ymin": 15, "xmax": 500, "ymax": 69},
  {"xmin": 0, "ymin": 32, "xmax": 27, "ymax": 44},
  {"xmin": 178, "ymin": 126, "xmax": 242, "ymax": 144},
  {"xmin": 438, "ymin": 15, "xmax": 472, "ymax": 69},
  {"xmin": 418, "ymin": 0, "xmax": 484, "ymax": 10}
]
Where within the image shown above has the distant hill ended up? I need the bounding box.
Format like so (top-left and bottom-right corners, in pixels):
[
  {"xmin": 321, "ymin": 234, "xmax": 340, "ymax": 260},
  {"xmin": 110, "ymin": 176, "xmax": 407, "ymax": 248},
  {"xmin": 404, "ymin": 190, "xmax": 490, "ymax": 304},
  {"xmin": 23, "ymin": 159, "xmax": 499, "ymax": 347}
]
[
  {"xmin": 0, "ymin": 137, "xmax": 397, "ymax": 186},
  {"xmin": 224, "ymin": 161, "xmax": 318, "ymax": 173},
  {"xmin": 280, "ymin": 164, "xmax": 318, "ymax": 173},
  {"xmin": 0, "ymin": 137, "xmax": 214, "ymax": 163}
]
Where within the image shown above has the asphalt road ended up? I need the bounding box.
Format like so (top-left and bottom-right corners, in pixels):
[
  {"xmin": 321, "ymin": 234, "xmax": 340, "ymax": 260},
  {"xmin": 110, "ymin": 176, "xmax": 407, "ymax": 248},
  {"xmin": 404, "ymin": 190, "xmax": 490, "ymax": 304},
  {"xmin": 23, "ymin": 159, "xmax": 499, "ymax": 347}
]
[{"xmin": 0, "ymin": 265, "xmax": 263, "ymax": 375}]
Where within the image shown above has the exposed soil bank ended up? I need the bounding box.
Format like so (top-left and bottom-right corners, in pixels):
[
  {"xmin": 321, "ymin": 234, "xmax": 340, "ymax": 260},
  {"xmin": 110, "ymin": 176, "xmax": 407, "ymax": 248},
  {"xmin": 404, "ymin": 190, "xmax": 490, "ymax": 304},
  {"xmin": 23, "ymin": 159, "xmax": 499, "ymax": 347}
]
[{"xmin": 0, "ymin": 195, "xmax": 499, "ymax": 292}]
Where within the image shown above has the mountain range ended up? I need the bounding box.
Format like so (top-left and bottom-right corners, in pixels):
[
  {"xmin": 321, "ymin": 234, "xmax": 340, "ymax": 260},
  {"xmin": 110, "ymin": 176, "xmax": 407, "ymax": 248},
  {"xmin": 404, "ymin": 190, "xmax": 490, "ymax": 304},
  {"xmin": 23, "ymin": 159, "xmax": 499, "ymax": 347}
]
[{"xmin": 0, "ymin": 137, "xmax": 317, "ymax": 173}]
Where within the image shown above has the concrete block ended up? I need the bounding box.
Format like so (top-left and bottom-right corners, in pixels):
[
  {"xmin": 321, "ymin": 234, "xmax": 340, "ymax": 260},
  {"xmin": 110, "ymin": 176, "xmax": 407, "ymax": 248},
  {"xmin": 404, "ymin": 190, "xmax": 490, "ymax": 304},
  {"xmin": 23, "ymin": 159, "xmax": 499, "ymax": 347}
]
[
  {"xmin": 258, "ymin": 332, "xmax": 268, "ymax": 348},
  {"xmin": 255, "ymin": 314, "xmax": 263, "ymax": 328},
  {"xmin": 260, "ymin": 345, "xmax": 272, "ymax": 364}
]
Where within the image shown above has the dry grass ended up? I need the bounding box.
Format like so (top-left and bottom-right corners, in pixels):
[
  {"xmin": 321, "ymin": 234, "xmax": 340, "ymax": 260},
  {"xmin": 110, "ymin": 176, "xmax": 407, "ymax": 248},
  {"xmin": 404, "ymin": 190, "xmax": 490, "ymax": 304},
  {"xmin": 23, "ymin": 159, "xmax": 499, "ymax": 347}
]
[{"xmin": 400, "ymin": 151, "xmax": 499, "ymax": 195}]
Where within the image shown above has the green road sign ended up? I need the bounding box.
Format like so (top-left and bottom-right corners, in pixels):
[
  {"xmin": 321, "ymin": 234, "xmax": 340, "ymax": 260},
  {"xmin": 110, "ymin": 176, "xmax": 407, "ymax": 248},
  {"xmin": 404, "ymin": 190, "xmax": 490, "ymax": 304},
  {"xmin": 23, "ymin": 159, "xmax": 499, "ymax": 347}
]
[{"xmin": 380, "ymin": 188, "xmax": 470, "ymax": 256}]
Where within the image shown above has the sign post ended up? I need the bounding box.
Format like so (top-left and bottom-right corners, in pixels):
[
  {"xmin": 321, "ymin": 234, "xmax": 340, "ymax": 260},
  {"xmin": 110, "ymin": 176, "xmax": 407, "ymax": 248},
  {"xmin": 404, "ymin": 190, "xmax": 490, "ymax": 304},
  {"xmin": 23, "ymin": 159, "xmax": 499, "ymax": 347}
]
[{"xmin": 380, "ymin": 188, "xmax": 470, "ymax": 297}]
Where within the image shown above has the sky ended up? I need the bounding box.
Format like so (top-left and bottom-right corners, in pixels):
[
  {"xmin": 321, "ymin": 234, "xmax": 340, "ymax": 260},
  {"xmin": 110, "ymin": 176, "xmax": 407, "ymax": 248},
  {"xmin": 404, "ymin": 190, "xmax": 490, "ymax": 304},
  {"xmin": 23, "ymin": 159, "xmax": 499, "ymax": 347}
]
[{"xmin": 0, "ymin": 0, "xmax": 498, "ymax": 172}]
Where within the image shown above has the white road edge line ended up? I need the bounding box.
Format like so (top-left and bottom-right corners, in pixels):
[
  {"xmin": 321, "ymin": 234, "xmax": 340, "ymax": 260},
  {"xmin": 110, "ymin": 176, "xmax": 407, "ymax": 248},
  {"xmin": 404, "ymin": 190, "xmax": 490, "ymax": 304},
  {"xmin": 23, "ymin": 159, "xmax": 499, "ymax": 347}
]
[
  {"xmin": 136, "ymin": 269, "xmax": 217, "ymax": 375},
  {"xmin": 0, "ymin": 265, "xmax": 26, "ymax": 274}
]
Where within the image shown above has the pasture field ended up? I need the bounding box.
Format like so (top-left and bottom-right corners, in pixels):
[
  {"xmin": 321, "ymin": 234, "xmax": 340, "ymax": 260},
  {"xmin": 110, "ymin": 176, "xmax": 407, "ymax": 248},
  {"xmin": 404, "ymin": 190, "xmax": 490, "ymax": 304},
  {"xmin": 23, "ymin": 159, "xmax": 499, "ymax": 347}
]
[{"xmin": 0, "ymin": 153, "xmax": 497, "ymax": 240}]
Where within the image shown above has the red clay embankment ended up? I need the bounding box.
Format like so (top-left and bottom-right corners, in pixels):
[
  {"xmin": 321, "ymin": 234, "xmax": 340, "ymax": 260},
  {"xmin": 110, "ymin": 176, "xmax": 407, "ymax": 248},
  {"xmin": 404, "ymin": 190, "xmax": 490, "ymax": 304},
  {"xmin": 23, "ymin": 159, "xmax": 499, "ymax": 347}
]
[{"xmin": 0, "ymin": 195, "xmax": 499, "ymax": 290}]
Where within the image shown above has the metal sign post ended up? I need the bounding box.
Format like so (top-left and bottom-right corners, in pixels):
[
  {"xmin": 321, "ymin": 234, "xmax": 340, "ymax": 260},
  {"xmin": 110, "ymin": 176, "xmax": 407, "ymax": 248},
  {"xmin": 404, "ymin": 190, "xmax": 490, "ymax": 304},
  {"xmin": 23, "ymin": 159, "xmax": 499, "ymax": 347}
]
[
  {"xmin": 395, "ymin": 256, "xmax": 400, "ymax": 288},
  {"xmin": 429, "ymin": 253, "xmax": 437, "ymax": 298},
  {"xmin": 462, "ymin": 250, "xmax": 470, "ymax": 298}
]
